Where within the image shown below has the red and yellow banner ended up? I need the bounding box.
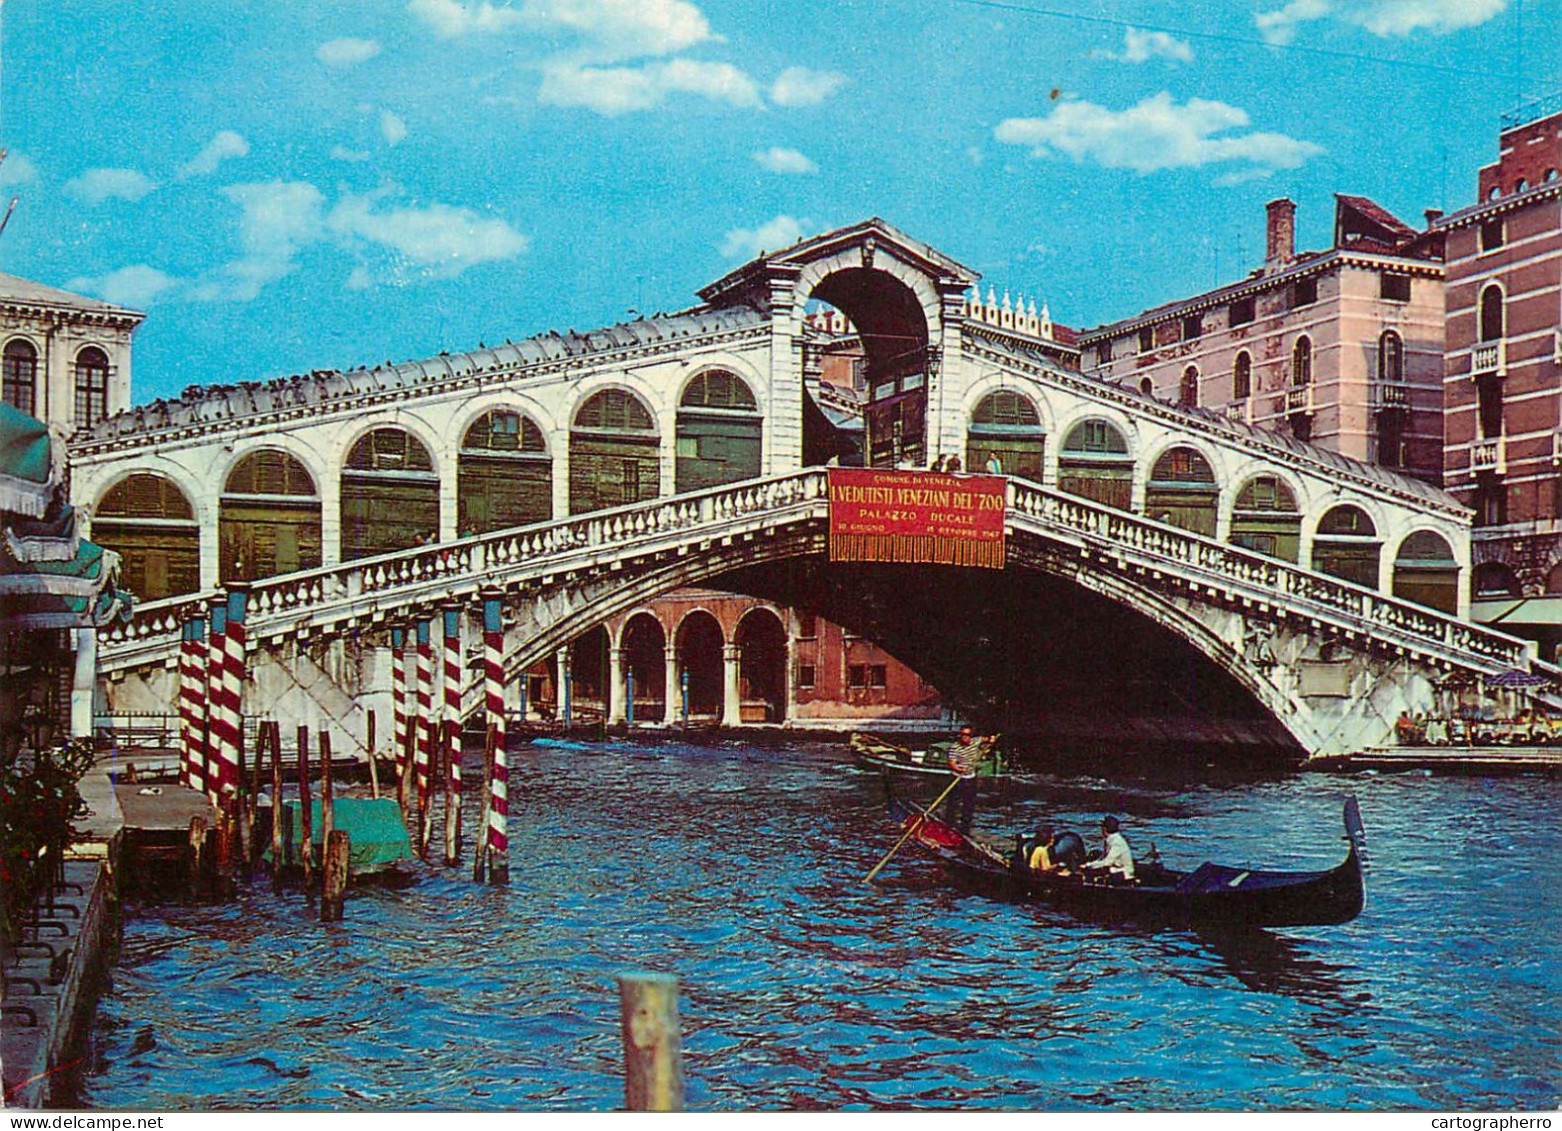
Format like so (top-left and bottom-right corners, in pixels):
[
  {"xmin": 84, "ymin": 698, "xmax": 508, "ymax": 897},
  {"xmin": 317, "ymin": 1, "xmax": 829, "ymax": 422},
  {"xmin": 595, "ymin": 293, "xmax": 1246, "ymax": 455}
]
[{"xmin": 828, "ymin": 467, "xmax": 1006, "ymax": 569}]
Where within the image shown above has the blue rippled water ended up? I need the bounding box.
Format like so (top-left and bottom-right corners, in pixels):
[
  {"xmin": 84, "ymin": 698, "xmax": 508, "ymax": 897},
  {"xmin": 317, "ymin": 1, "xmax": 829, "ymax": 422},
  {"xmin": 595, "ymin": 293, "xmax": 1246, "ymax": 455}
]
[{"xmin": 78, "ymin": 740, "xmax": 1561, "ymax": 1111}]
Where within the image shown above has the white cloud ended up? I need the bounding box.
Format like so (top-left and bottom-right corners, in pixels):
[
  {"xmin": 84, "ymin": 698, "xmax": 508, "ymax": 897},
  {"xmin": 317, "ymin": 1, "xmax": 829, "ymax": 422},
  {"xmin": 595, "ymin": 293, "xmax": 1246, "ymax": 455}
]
[
  {"xmin": 523, "ymin": 0, "xmax": 713, "ymax": 61},
  {"xmin": 769, "ymin": 66, "xmax": 847, "ymax": 107},
  {"xmin": 994, "ymin": 93, "xmax": 1322, "ymax": 176},
  {"xmin": 752, "ymin": 147, "xmax": 817, "ymax": 175},
  {"xmin": 720, "ymin": 214, "xmax": 808, "ymax": 259},
  {"xmin": 182, "ymin": 130, "xmax": 250, "ymax": 177},
  {"xmin": 64, "ymin": 265, "xmax": 180, "ymax": 309},
  {"xmin": 63, "ymin": 168, "xmax": 156, "ymax": 205},
  {"xmin": 1102, "ymin": 27, "xmax": 1194, "ymax": 63},
  {"xmin": 407, "ymin": 0, "xmax": 526, "ymax": 37},
  {"xmin": 539, "ymin": 59, "xmax": 761, "ymax": 114},
  {"xmin": 1256, "ymin": 0, "xmax": 1503, "ymax": 42},
  {"xmin": 330, "ymin": 145, "xmax": 372, "ymax": 163},
  {"xmin": 197, "ymin": 180, "xmax": 326, "ymax": 301},
  {"xmin": 328, "ymin": 194, "xmax": 529, "ymax": 277},
  {"xmin": 380, "ymin": 110, "xmax": 409, "ymax": 146},
  {"xmin": 317, "ymin": 37, "xmax": 383, "ymax": 67},
  {"xmin": 0, "ymin": 152, "xmax": 40, "ymax": 187}
]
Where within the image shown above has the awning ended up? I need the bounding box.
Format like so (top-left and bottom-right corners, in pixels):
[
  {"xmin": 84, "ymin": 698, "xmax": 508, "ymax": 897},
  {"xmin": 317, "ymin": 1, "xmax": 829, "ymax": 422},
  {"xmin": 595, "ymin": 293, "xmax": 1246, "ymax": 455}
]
[
  {"xmin": 0, "ymin": 402, "xmax": 60, "ymax": 517},
  {"xmin": 0, "ymin": 539, "xmax": 119, "ymax": 598},
  {"xmin": 1471, "ymin": 597, "xmax": 1562, "ymax": 627}
]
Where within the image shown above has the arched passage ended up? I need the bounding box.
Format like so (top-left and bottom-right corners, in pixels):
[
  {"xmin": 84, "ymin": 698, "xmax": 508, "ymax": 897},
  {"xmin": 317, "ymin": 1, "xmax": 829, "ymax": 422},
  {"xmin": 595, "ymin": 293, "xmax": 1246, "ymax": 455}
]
[
  {"xmin": 93, "ymin": 472, "xmax": 200, "ymax": 600},
  {"xmin": 220, "ymin": 450, "xmax": 322, "ymax": 582},
  {"xmin": 1312, "ymin": 505, "xmax": 1381, "ymax": 588},
  {"xmin": 674, "ymin": 610, "xmax": 725, "ymax": 720},
  {"xmin": 1392, "ymin": 531, "xmax": 1459, "ymax": 614},
  {"xmin": 1146, "ymin": 446, "xmax": 1217, "ymax": 536},
  {"xmin": 675, "ymin": 370, "xmax": 762, "ymax": 492},
  {"xmin": 805, "ymin": 268, "xmax": 930, "ymax": 468},
  {"xmin": 966, "ymin": 390, "xmax": 1044, "ymax": 480},
  {"xmin": 458, "ymin": 409, "xmax": 552, "ymax": 535},
  {"xmin": 570, "ymin": 389, "xmax": 660, "ymax": 515},
  {"xmin": 1229, "ymin": 475, "xmax": 1301, "ymax": 562},
  {"xmin": 621, "ymin": 613, "xmax": 668, "ymax": 722},
  {"xmin": 341, "ymin": 427, "xmax": 439, "ymax": 560},
  {"xmin": 1058, "ymin": 419, "xmax": 1132, "ymax": 510},
  {"xmin": 567, "ymin": 625, "xmax": 609, "ymax": 719},
  {"xmin": 735, "ymin": 607, "xmax": 787, "ymax": 722}
]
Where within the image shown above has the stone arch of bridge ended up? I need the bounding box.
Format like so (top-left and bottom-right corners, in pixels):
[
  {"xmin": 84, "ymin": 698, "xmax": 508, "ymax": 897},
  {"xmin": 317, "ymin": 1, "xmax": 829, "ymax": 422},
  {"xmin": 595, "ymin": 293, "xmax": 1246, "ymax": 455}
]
[{"xmin": 496, "ymin": 526, "xmax": 1305, "ymax": 750}]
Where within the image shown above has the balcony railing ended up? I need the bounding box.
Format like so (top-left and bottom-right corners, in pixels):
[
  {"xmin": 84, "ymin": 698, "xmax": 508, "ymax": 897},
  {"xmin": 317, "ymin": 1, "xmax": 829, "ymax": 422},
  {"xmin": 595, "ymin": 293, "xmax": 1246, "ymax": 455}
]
[
  {"xmin": 1285, "ymin": 385, "xmax": 1314, "ymax": 415},
  {"xmin": 1372, "ymin": 382, "xmax": 1410, "ymax": 410},
  {"xmin": 1471, "ymin": 340, "xmax": 1506, "ymax": 377},
  {"xmin": 1223, "ymin": 399, "xmax": 1252, "ymax": 424},
  {"xmin": 1472, "ymin": 434, "xmax": 1507, "ymax": 474}
]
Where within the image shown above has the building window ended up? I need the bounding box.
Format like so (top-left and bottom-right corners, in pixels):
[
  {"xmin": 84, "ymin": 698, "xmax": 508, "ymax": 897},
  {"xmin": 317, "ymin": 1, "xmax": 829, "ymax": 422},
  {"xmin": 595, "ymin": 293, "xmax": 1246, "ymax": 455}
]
[
  {"xmin": 3, "ymin": 339, "xmax": 38, "ymax": 415},
  {"xmin": 1476, "ymin": 374, "xmax": 1503, "ymax": 439},
  {"xmin": 1475, "ymin": 478, "xmax": 1506, "ymax": 527},
  {"xmin": 1229, "ymin": 297, "xmax": 1255, "ymax": 326},
  {"xmin": 1479, "ymin": 285, "xmax": 1504, "ymax": 342},
  {"xmin": 74, "ymin": 346, "xmax": 110, "ymax": 428},
  {"xmin": 1137, "ymin": 326, "xmax": 1154, "ymax": 353},
  {"xmin": 1380, "ymin": 274, "xmax": 1412, "ymax": 302},
  {"xmin": 1179, "ymin": 366, "xmax": 1199, "ymax": 408},
  {"xmin": 848, "ymin": 664, "xmax": 868, "ymax": 688},
  {"xmin": 868, "ymin": 664, "xmax": 887, "ymax": 688},
  {"xmin": 1181, "ymin": 313, "xmax": 1203, "ymax": 340},
  {"xmin": 1233, "ymin": 351, "xmax": 1252, "ymax": 400},
  {"xmin": 797, "ymin": 664, "xmax": 816, "ymax": 689},
  {"xmin": 1097, "ymin": 338, "xmax": 1114, "ymax": 363},
  {"xmin": 1378, "ymin": 331, "xmax": 1404, "ymax": 383},
  {"xmin": 1291, "ymin": 336, "xmax": 1312, "ymax": 387},
  {"xmin": 1480, "ymin": 219, "xmax": 1505, "ymax": 252},
  {"xmin": 1292, "ymin": 278, "xmax": 1318, "ymax": 308},
  {"xmin": 797, "ymin": 613, "xmax": 817, "ymax": 639}
]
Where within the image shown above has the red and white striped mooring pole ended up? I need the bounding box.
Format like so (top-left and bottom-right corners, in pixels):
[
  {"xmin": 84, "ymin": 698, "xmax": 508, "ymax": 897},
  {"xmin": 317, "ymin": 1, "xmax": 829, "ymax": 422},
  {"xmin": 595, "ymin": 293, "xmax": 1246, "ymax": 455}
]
[
  {"xmin": 482, "ymin": 592, "xmax": 508, "ymax": 885},
  {"xmin": 442, "ymin": 604, "xmax": 463, "ymax": 867}
]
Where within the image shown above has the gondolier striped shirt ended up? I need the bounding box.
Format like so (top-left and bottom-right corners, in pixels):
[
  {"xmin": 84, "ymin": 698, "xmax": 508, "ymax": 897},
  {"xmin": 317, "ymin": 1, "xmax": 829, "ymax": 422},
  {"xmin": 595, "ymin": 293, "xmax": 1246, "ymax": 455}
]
[{"xmin": 947, "ymin": 736, "xmax": 986, "ymax": 776}]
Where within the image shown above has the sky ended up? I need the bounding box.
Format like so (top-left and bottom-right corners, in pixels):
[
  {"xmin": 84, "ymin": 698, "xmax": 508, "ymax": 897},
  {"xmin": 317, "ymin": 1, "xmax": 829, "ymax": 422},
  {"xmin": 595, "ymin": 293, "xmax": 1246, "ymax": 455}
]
[{"xmin": 0, "ymin": 0, "xmax": 1557, "ymax": 405}]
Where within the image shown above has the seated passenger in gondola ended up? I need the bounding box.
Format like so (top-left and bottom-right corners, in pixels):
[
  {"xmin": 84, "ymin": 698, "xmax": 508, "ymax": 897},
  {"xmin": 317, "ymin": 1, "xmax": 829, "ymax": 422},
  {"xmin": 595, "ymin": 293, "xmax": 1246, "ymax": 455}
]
[
  {"xmin": 1082, "ymin": 815, "xmax": 1135, "ymax": 884},
  {"xmin": 1031, "ymin": 827, "xmax": 1086, "ymax": 874}
]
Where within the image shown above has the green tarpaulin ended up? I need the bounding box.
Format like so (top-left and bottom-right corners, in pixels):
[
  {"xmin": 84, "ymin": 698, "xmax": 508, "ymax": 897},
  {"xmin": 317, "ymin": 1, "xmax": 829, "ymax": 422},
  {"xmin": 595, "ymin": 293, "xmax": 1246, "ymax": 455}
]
[
  {"xmin": 269, "ymin": 798, "xmax": 413, "ymax": 872},
  {"xmin": 0, "ymin": 403, "xmax": 58, "ymax": 517}
]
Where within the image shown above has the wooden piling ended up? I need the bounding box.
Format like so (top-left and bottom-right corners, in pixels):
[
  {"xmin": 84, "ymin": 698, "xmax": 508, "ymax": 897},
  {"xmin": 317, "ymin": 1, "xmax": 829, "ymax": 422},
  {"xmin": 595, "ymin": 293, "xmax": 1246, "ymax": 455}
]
[
  {"xmin": 321, "ymin": 829, "xmax": 350, "ymax": 922},
  {"xmin": 186, "ymin": 815, "xmax": 207, "ymax": 902},
  {"xmin": 398, "ymin": 722, "xmax": 415, "ymax": 825},
  {"xmin": 617, "ymin": 972, "xmax": 684, "ymax": 1112},
  {"xmin": 269, "ymin": 721, "xmax": 283, "ymax": 884},
  {"xmin": 321, "ymin": 729, "xmax": 336, "ymax": 850},
  {"xmin": 297, "ymin": 725, "xmax": 314, "ymax": 883},
  {"xmin": 366, "ymin": 710, "xmax": 381, "ymax": 800},
  {"xmin": 234, "ymin": 723, "xmax": 251, "ymax": 871},
  {"xmin": 473, "ymin": 724, "xmax": 495, "ymax": 883},
  {"xmin": 443, "ymin": 720, "xmax": 460, "ymax": 868}
]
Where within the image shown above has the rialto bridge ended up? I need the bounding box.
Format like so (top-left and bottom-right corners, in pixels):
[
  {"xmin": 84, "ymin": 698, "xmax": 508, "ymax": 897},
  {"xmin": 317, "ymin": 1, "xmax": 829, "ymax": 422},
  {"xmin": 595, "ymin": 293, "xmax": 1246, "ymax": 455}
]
[{"xmin": 68, "ymin": 219, "xmax": 1557, "ymax": 758}]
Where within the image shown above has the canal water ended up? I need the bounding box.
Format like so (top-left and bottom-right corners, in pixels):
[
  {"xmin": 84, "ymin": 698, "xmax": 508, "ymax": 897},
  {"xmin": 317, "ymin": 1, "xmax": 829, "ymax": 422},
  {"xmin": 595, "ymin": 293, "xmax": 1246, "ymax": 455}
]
[{"xmin": 78, "ymin": 738, "xmax": 1559, "ymax": 1111}]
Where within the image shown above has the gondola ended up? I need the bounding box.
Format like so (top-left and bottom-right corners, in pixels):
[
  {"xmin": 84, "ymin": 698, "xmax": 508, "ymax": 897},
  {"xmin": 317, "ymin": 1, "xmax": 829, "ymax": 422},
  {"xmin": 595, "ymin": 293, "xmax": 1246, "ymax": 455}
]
[
  {"xmin": 849, "ymin": 731, "xmax": 1007, "ymax": 779},
  {"xmin": 881, "ymin": 781, "xmax": 1366, "ymax": 929}
]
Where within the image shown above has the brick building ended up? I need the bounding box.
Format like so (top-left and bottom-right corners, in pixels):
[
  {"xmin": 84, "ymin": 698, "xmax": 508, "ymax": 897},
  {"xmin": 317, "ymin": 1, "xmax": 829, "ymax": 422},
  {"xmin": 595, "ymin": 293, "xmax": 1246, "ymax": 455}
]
[
  {"xmin": 1078, "ymin": 196, "xmax": 1445, "ymax": 484},
  {"xmin": 1438, "ymin": 103, "xmax": 1562, "ymax": 655}
]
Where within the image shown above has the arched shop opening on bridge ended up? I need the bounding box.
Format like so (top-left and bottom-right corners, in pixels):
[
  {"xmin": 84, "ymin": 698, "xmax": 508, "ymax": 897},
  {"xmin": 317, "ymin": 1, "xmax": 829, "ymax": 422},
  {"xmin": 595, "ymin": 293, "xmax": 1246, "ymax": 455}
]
[
  {"xmin": 966, "ymin": 390, "xmax": 1044, "ymax": 480},
  {"xmin": 458, "ymin": 409, "xmax": 552, "ymax": 535},
  {"xmin": 675, "ymin": 610, "xmax": 725, "ymax": 720},
  {"xmin": 620, "ymin": 613, "xmax": 668, "ymax": 722},
  {"xmin": 1146, "ymin": 446, "xmax": 1218, "ymax": 536},
  {"xmin": 1058, "ymin": 419, "xmax": 1133, "ymax": 510},
  {"xmin": 1392, "ymin": 530, "xmax": 1459, "ymax": 614},
  {"xmin": 220, "ymin": 449, "xmax": 322, "ymax": 583},
  {"xmin": 675, "ymin": 370, "xmax": 762, "ymax": 493},
  {"xmin": 801, "ymin": 265, "xmax": 930, "ymax": 469},
  {"xmin": 1229, "ymin": 475, "xmax": 1302, "ymax": 562},
  {"xmin": 735, "ymin": 607, "xmax": 787, "ymax": 723},
  {"xmin": 1311, "ymin": 504, "xmax": 1381, "ymax": 589},
  {"xmin": 341, "ymin": 427, "xmax": 439, "ymax": 560},
  {"xmin": 570, "ymin": 389, "xmax": 660, "ymax": 515},
  {"xmin": 92, "ymin": 472, "xmax": 199, "ymax": 600}
]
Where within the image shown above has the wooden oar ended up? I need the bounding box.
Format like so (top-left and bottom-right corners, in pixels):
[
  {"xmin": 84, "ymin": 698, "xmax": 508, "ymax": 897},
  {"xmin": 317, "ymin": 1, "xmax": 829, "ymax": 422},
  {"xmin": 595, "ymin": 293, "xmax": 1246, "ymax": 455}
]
[{"xmin": 865, "ymin": 772, "xmax": 966, "ymax": 884}]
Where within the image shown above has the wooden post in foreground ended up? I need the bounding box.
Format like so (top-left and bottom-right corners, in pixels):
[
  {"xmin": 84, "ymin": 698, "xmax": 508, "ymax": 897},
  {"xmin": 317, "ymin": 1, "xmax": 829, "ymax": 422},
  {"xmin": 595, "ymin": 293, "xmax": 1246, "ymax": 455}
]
[
  {"xmin": 297, "ymin": 725, "xmax": 314, "ymax": 883},
  {"xmin": 617, "ymin": 972, "xmax": 685, "ymax": 1112},
  {"xmin": 321, "ymin": 729, "xmax": 336, "ymax": 849},
  {"xmin": 366, "ymin": 709, "xmax": 381, "ymax": 800},
  {"xmin": 321, "ymin": 830, "xmax": 350, "ymax": 922},
  {"xmin": 186, "ymin": 815, "xmax": 207, "ymax": 903}
]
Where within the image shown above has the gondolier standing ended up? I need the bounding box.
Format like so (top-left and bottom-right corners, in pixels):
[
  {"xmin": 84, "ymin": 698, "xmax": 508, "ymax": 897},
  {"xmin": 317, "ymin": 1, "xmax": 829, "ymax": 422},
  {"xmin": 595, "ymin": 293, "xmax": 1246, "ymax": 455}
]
[{"xmin": 944, "ymin": 726, "xmax": 989, "ymax": 833}]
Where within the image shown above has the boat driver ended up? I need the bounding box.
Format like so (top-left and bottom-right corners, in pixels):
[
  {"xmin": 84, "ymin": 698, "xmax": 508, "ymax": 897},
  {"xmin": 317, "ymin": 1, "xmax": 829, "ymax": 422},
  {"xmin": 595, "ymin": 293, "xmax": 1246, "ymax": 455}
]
[{"xmin": 1082, "ymin": 815, "xmax": 1135, "ymax": 883}]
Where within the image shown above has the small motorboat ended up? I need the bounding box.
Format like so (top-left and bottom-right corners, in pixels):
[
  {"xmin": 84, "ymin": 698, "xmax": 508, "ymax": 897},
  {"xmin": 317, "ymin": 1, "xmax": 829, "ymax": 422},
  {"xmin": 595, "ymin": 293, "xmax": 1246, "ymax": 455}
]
[
  {"xmin": 849, "ymin": 731, "xmax": 1007, "ymax": 779},
  {"xmin": 880, "ymin": 782, "xmax": 1366, "ymax": 929}
]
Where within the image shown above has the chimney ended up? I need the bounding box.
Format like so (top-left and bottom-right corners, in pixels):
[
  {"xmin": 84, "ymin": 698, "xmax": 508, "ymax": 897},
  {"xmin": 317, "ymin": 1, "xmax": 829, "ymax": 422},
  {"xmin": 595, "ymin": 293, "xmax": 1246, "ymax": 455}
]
[
  {"xmin": 1424, "ymin": 208, "xmax": 1444, "ymax": 229},
  {"xmin": 1265, "ymin": 198, "xmax": 1296, "ymax": 268}
]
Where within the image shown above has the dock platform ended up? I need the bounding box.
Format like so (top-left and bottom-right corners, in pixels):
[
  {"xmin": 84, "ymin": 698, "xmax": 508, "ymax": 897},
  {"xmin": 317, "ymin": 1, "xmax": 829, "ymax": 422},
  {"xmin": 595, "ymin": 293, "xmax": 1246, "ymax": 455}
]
[{"xmin": 1306, "ymin": 745, "xmax": 1562, "ymax": 771}]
